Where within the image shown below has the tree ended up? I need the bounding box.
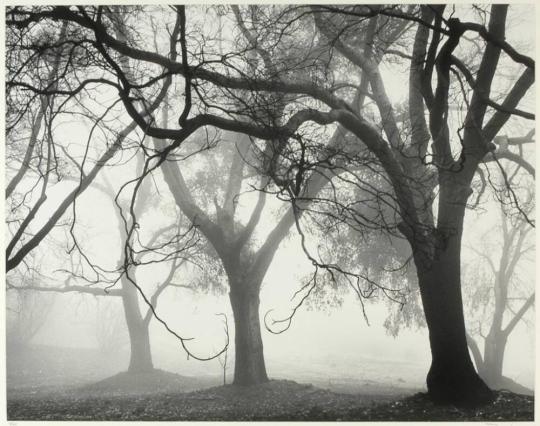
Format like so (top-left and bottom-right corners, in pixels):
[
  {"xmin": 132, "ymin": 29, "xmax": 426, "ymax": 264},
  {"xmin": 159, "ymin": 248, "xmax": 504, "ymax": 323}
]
[
  {"xmin": 98, "ymin": 163, "xmax": 200, "ymax": 373},
  {"xmin": 154, "ymin": 125, "xmax": 288, "ymax": 384},
  {"xmin": 229, "ymin": 5, "xmax": 534, "ymax": 404},
  {"xmin": 464, "ymin": 168, "xmax": 534, "ymax": 391},
  {"xmin": 6, "ymin": 6, "xmax": 225, "ymax": 370},
  {"xmin": 466, "ymin": 214, "xmax": 534, "ymax": 392},
  {"xmin": 280, "ymin": 5, "xmax": 533, "ymax": 405},
  {"xmin": 7, "ymin": 5, "xmax": 534, "ymax": 406},
  {"xmin": 384, "ymin": 131, "xmax": 535, "ymax": 393},
  {"xmin": 7, "ymin": 168, "xmax": 200, "ymax": 373}
]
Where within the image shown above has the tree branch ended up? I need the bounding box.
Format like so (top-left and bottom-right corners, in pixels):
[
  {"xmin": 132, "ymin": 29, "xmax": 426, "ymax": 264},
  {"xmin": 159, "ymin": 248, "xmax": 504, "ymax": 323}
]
[
  {"xmin": 502, "ymin": 293, "xmax": 535, "ymax": 337},
  {"xmin": 482, "ymin": 68, "xmax": 535, "ymax": 143},
  {"xmin": 8, "ymin": 282, "xmax": 123, "ymax": 297}
]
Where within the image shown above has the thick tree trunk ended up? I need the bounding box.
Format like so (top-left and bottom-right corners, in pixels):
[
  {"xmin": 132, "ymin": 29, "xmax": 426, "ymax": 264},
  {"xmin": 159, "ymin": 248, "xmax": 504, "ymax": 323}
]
[
  {"xmin": 122, "ymin": 281, "xmax": 154, "ymax": 373},
  {"xmin": 229, "ymin": 282, "xmax": 268, "ymax": 385},
  {"xmin": 413, "ymin": 174, "xmax": 493, "ymax": 407},
  {"xmin": 416, "ymin": 252, "xmax": 493, "ymax": 406}
]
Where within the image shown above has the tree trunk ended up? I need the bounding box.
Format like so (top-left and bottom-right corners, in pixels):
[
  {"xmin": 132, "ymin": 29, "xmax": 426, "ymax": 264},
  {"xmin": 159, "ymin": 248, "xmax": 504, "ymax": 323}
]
[
  {"xmin": 122, "ymin": 280, "xmax": 154, "ymax": 373},
  {"xmin": 481, "ymin": 332, "xmax": 507, "ymax": 388},
  {"xmin": 416, "ymin": 251, "xmax": 493, "ymax": 406},
  {"xmin": 413, "ymin": 174, "xmax": 493, "ymax": 406},
  {"xmin": 229, "ymin": 282, "xmax": 268, "ymax": 385}
]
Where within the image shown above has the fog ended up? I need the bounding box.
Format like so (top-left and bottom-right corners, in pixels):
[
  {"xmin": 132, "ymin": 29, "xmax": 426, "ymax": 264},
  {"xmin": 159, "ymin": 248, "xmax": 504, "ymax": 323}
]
[
  {"xmin": 7, "ymin": 173, "xmax": 535, "ymax": 391},
  {"xmin": 5, "ymin": 4, "xmax": 535, "ymax": 421},
  {"xmin": 22, "ymin": 288, "xmax": 535, "ymax": 388}
]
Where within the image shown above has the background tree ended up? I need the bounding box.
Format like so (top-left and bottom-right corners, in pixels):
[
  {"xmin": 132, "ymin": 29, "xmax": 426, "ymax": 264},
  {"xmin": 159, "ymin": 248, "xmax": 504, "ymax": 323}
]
[
  {"xmin": 465, "ymin": 213, "xmax": 534, "ymax": 393},
  {"xmin": 155, "ymin": 124, "xmax": 292, "ymax": 385},
  {"xmin": 6, "ymin": 6, "xmax": 226, "ymax": 370},
  {"xmin": 464, "ymin": 169, "xmax": 534, "ymax": 392},
  {"xmin": 7, "ymin": 169, "xmax": 201, "ymax": 374}
]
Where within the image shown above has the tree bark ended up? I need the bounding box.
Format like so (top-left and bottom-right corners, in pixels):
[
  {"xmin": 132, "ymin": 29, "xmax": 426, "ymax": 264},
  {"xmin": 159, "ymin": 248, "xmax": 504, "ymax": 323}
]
[
  {"xmin": 122, "ymin": 279, "xmax": 154, "ymax": 373},
  {"xmin": 413, "ymin": 173, "xmax": 493, "ymax": 407},
  {"xmin": 416, "ymin": 252, "xmax": 493, "ymax": 406},
  {"xmin": 228, "ymin": 280, "xmax": 268, "ymax": 386}
]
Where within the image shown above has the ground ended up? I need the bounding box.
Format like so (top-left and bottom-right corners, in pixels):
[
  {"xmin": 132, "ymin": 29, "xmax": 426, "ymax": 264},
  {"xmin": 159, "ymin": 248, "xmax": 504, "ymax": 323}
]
[
  {"xmin": 7, "ymin": 345, "xmax": 534, "ymax": 421},
  {"xmin": 7, "ymin": 372, "xmax": 533, "ymax": 421}
]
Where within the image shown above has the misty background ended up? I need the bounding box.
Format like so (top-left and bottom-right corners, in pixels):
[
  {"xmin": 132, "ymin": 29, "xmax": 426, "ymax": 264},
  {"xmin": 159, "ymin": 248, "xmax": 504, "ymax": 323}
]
[
  {"xmin": 7, "ymin": 176, "xmax": 535, "ymax": 391},
  {"xmin": 5, "ymin": 5, "xmax": 535, "ymax": 420}
]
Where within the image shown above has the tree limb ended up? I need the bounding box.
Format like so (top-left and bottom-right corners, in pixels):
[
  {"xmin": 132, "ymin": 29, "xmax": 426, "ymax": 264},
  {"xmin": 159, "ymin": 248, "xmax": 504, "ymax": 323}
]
[{"xmin": 502, "ymin": 293, "xmax": 535, "ymax": 337}]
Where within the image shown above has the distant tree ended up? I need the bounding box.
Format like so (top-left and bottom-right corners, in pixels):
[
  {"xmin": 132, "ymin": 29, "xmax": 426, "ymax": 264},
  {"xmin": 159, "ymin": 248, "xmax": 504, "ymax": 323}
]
[
  {"xmin": 8, "ymin": 167, "xmax": 200, "ymax": 373},
  {"xmin": 7, "ymin": 292, "xmax": 55, "ymax": 349},
  {"xmin": 97, "ymin": 164, "xmax": 202, "ymax": 373},
  {"xmin": 155, "ymin": 125, "xmax": 293, "ymax": 385},
  {"xmin": 464, "ymin": 190, "xmax": 534, "ymax": 391}
]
